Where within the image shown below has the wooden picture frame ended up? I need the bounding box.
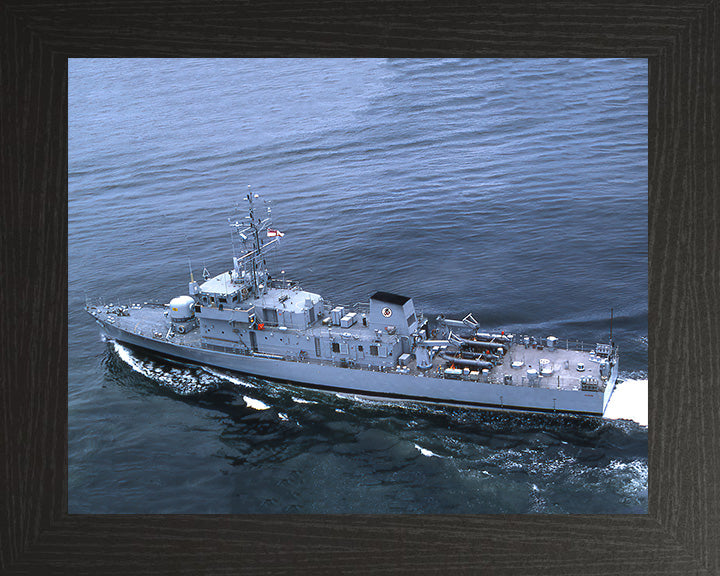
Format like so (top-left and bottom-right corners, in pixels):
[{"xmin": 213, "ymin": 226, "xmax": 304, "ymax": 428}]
[{"xmin": 2, "ymin": 2, "xmax": 717, "ymax": 573}]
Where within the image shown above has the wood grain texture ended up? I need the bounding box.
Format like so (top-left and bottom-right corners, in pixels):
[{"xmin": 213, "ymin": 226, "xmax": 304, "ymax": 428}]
[{"xmin": 1, "ymin": 1, "xmax": 718, "ymax": 574}]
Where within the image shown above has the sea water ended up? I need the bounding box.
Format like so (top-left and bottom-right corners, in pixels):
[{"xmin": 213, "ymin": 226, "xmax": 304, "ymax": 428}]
[{"xmin": 69, "ymin": 58, "xmax": 648, "ymax": 513}]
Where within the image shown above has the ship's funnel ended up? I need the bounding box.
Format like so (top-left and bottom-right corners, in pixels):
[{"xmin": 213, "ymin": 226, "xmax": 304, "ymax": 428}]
[{"xmin": 368, "ymin": 291, "xmax": 417, "ymax": 336}]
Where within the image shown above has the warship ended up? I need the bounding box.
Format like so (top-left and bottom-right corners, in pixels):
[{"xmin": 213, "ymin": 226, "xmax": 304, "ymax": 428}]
[{"xmin": 87, "ymin": 191, "xmax": 619, "ymax": 417}]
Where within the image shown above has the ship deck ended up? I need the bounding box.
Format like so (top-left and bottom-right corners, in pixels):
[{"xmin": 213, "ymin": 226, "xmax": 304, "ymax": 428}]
[
  {"xmin": 87, "ymin": 303, "xmax": 611, "ymax": 393},
  {"xmin": 407, "ymin": 344, "xmax": 607, "ymax": 391},
  {"xmin": 88, "ymin": 303, "xmax": 204, "ymax": 348}
]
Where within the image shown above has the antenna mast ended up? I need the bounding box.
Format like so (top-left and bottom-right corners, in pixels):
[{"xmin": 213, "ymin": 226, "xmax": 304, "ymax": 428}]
[
  {"xmin": 229, "ymin": 185, "xmax": 282, "ymax": 299},
  {"xmin": 248, "ymin": 189, "xmax": 260, "ymax": 296}
]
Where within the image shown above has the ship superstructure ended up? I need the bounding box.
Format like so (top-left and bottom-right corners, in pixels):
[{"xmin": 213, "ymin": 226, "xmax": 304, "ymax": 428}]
[{"xmin": 87, "ymin": 191, "xmax": 619, "ymax": 417}]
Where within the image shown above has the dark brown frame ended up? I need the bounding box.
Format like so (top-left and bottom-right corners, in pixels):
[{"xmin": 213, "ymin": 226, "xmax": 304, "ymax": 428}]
[{"xmin": 2, "ymin": 2, "xmax": 718, "ymax": 574}]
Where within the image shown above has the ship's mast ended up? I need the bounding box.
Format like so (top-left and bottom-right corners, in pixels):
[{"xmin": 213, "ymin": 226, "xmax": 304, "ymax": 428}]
[
  {"xmin": 247, "ymin": 191, "xmax": 260, "ymax": 296},
  {"xmin": 229, "ymin": 187, "xmax": 280, "ymax": 299}
]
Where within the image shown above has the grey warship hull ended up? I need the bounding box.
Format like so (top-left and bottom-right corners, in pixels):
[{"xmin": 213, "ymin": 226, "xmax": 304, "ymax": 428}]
[
  {"xmin": 88, "ymin": 190, "xmax": 620, "ymax": 418},
  {"xmin": 92, "ymin": 307, "xmax": 618, "ymax": 417}
]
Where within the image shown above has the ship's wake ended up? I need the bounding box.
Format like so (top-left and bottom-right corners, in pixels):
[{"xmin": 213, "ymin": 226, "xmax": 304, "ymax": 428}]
[
  {"xmin": 111, "ymin": 342, "xmax": 226, "ymax": 395},
  {"xmin": 110, "ymin": 342, "xmax": 279, "ymax": 416},
  {"xmin": 603, "ymin": 378, "xmax": 648, "ymax": 427}
]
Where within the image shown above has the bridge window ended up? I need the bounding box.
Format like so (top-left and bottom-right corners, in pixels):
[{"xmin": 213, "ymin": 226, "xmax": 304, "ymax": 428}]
[
  {"xmin": 370, "ymin": 345, "xmax": 379, "ymax": 356},
  {"xmin": 332, "ymin": 342, "xmax": 340, "ymax": 353},
  {"xmin": 263, "ymin": 308, "xmax": 278, "ymax": 326}
]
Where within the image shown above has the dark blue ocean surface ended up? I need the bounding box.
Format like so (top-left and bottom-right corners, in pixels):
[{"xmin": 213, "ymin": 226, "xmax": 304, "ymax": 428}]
[{"xmin": 69, "ymin": 58, "xmax": 648, "ymax": 514}]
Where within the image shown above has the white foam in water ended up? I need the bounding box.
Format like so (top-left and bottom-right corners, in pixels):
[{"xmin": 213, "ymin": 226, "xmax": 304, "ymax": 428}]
[
  {"xmin": 113, "ymin": 342, "xmax": 150, "ymax": 377},
  {"xmin": 332, "ymin": 391, "xmax": 413, "ymax": 411},
  {"xmin": 608, "ymin": 459, "xmax": 649, "ymax": 503},
  {"xmin": 604, "ymin": 379, "xmax": 648, "ymax": 427},
  {"xmin": 112, "ymin": 342, "xmax": 214, "ymax": 395},
  {"xmin": 278, "ymin": 412, "xmax": 289, "ymax": 421},
  {"xmin": 414, "ymin": 443, "xmax": 441, "ymax": 458},
  {"xmin": 291, "ymin": 396, "xmax": 316, "ymax": 405},
  {"xmin": 243, "ymin": 396, "xmax": 270, "ymax": 410},
  {"xmin": 203, "ymin": 367, "xmax": 256, "ymax": 388}
]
